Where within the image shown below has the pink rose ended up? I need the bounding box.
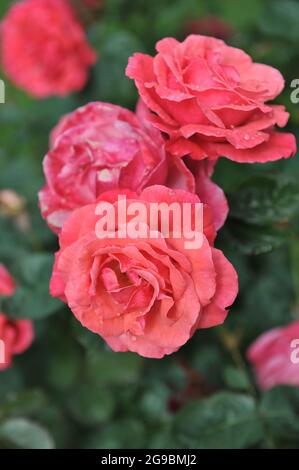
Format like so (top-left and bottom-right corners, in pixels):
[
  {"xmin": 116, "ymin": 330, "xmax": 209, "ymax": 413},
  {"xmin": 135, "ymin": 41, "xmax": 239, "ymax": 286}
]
[
  {"xmin": 39, "ymin": 102, "xmax": 168, "ymax": 233},
  {"xmin": 126, "ymin": 35, "xmax": 296, "ymax": 163},
  {"xmin": 247, "ymin": 320, "xmax": 299, "ymax": 390},
  {"xmin": 1, "ymin": 0, "xmax": 96, "ymax": 98},
  {"xmin": 0, "ymin": 263, "xmax": 15, "ymax": 297},
  {"xmin": 50, "ymin": 186, "xmax": 238, "ymax": 358},
  {"xmin": 0, "ymin": 313, "xmax": 34, "ymax": 370}
]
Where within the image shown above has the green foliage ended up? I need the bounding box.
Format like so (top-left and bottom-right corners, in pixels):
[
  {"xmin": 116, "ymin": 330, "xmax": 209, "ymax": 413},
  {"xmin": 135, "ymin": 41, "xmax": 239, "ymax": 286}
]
[
  {"xmin": 0, "ymin": 418, "xmax": 54, "ymax": 449},
  {"xmin": 174, "ymin": 393, "xmax": 263, "ymax": 449},
  {"xmin": 260, "ymin": 386, "xmax": 299, "ymax": 447}
]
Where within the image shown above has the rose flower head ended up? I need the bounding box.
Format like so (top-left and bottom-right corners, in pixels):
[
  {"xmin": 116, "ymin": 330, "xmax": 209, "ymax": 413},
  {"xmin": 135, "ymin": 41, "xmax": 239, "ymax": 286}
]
[
  {"xmin": 39, "ymin": 102, "xmax": 168, "ymax": 233},
  {"xmin": 50, "ymin": 186, "xmax": 238, "ymax": 358},
  {"xmin": 126, "ymin": 34, "xmax": 296, "ymax": 163},
  {"xmin": 0, "ymin": 314, "xmax": 34, "ymax": 370},
  {"xmin": 1, "ymin": 0, "xmax": 96, "ymax": 97},
  {"xmin": 247, "ymin": 320, "xmax": 299, "ymax": 391}
]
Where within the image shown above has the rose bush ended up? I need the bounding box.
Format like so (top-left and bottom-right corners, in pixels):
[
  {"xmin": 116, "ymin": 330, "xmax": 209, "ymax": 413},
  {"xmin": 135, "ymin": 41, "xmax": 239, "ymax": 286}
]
[
  {"xmin": 247, "ymin": 320, "xmax": 299, "ymax": 391},
  {"xmin": 1, "ymin": 0, "xmax": 96, "ymax": 97},
  {"xmin": 1, "ymin": 0, "xmax": 299, "ymax": 449},
  {"xmin": 126, "ymin": 35, "xmax": 296, "ymax": 163},
  {"xmin": 50, "ymin": 186, "xmax": 238, "ymax": 358}
]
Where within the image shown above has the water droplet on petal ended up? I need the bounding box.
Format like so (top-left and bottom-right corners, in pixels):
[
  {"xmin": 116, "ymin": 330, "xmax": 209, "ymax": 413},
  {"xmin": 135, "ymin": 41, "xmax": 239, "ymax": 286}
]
[{"xmin": 244, "ymin": 134, "xmax": 250, "ymax": 141}]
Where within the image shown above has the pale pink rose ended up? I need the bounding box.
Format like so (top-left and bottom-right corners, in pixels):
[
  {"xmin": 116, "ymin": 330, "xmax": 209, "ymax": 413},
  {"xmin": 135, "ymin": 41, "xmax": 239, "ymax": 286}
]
[
  {"xmin": 50, "ymin": 186, "xmax": 238, "ymax": 359},
  {"xmin": 126, "ymin": 35, "xmax": 296, "ymax": 163},
  {"xmin": 0, "ymin": 313, "xmax": 34, "ymax": 370},
  {"xmin": 1, "ymin": 0, "xmax": 96, "ymax": 98},
  {"xmin": 0, "ymin": 264, "xmax": 15, "ymax": 297},
  {"xmin": 247, "ymin": 320, "xmax": 299, "ymax": 390},
  {"xmin": 39, "ymin": 102, "xmax": 168, "ymax": 233}
]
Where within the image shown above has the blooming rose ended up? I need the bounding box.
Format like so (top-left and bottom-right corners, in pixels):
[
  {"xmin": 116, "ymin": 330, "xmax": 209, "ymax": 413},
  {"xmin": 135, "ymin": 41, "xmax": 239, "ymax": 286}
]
[
  {"xmin": 39, "ymin": 102, "xmax": 168, "ymax": 233},
  {"xmin": 0, "ymin": 313, "xmax": 34, "ymax": 370},
  {"xmin": 50, "ymin": 185, "xmax": 238, "ymax": 358},
  {"xmin": 247, "ymin": 320, "xmax": 299, "ymax": 390},
  {"xmin": 126, "ymin": 35, "xmax": 296, "ymax": 163},
  {"xmin": 0, "ymin": 263, "xmax": 15, "ymax": 297},
  {"xmin": 1, "ymin": 0, "xmax": 96, "ymax": 98}
]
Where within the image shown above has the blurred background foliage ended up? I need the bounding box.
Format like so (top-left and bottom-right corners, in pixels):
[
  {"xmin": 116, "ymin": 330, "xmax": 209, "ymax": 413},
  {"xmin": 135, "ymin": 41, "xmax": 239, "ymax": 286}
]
[{"xmin": 1, "ymin": 0, "xmax": 299, "ymax": 449}]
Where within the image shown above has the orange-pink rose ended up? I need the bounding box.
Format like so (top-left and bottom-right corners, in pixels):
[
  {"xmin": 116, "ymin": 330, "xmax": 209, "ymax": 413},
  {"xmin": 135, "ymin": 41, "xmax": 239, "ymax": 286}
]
[
  {"xmin": 126, "ymin": 35, "xmax": 296, "ymax": 163},
  {"xmin": 50, "ymin": 186, "xmax": 238, "ymax": 358}
]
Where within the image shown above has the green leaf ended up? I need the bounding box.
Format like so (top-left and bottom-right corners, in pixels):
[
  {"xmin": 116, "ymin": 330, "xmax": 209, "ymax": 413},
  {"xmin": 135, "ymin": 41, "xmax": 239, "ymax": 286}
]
[
  {"xmin": 224, "ymin": 367, "xmax": 250, "ymax": 391},
  {"xmin": 0, "ymin": 418, "xmax": 54, "ymax": 449},
  {"xmin": 87, "ymin": 29, "xmax": 143, "ymax": 107},
  {"xmin": 260, "ymin": 386, "xmax": 299, "ymax": 446},
  {"xmin": 3, "ymin": 253, "xmax": 62, "ymax": 319},
  {"xmin": 138, "ymin": 382, "xmax": 170, "ymax": 424},
  {"xmin": 259, "ymin": 0, "xmax": 299, "ymax": 42},
  {"xmin": 174, "ymin": 392, "xmax": 263, "ymax": 449},
  {"xmin": 46, "ymin": 339, "xmax": 81, "ymax": 391},
  {"xmin": 83, "ymin": 419, "xmax": 146, "ymax": 449},
  {"xmin": 215, "ymin": 0, "xmax": 263, "ymax": 29},
  {"xmin": 229, "ymin": 174, "xmax": 299, "ymax": 225},
  {"xmin": 86, "ymin": 349, "xmax": 143, "ymax": 386},
  {"xmin": 68, "ymin": 385, "xmax": 115, "ymax": 425},
  {"xmin": 222, "ymin": 220, "xmax": 288, "ymax": 255},
  {"xmin": 0, "ymin": 390, "xmax": 46, "ymax": 420}
]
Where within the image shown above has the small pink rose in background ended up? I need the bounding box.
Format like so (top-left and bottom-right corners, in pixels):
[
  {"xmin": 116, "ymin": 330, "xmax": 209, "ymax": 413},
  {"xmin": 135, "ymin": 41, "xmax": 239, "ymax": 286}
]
[
  {"xmin": 50, "ymin": 185, "xmax": 238, "ymax": 359},
  {"xmin": 39, "ymin": 102, "xmax": 168, "ymax": 233},
  {"xmin": 0, "ymin": 264, "xmax": 15, "ymax": 297},
  {"xmin": 0, "ymin": 314, "xmax": 34, "ymax": 370},
  {"xmin": 126, "ymin": 34, "xmax": 296, "ymax": 163},
  {"xmin": 247, "ymin": 320, "xmax": 299, "ymax": 391},
  {"xmin": 1, "ymin": 0, "xmax": 96, "ymax": 98}
]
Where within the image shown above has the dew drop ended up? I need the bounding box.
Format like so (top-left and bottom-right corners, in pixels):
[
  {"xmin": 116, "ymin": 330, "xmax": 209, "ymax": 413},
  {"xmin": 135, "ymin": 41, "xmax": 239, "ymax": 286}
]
[{"xmin": 244, "ymin": 134, "xmax": 250, "ymax": 141}]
